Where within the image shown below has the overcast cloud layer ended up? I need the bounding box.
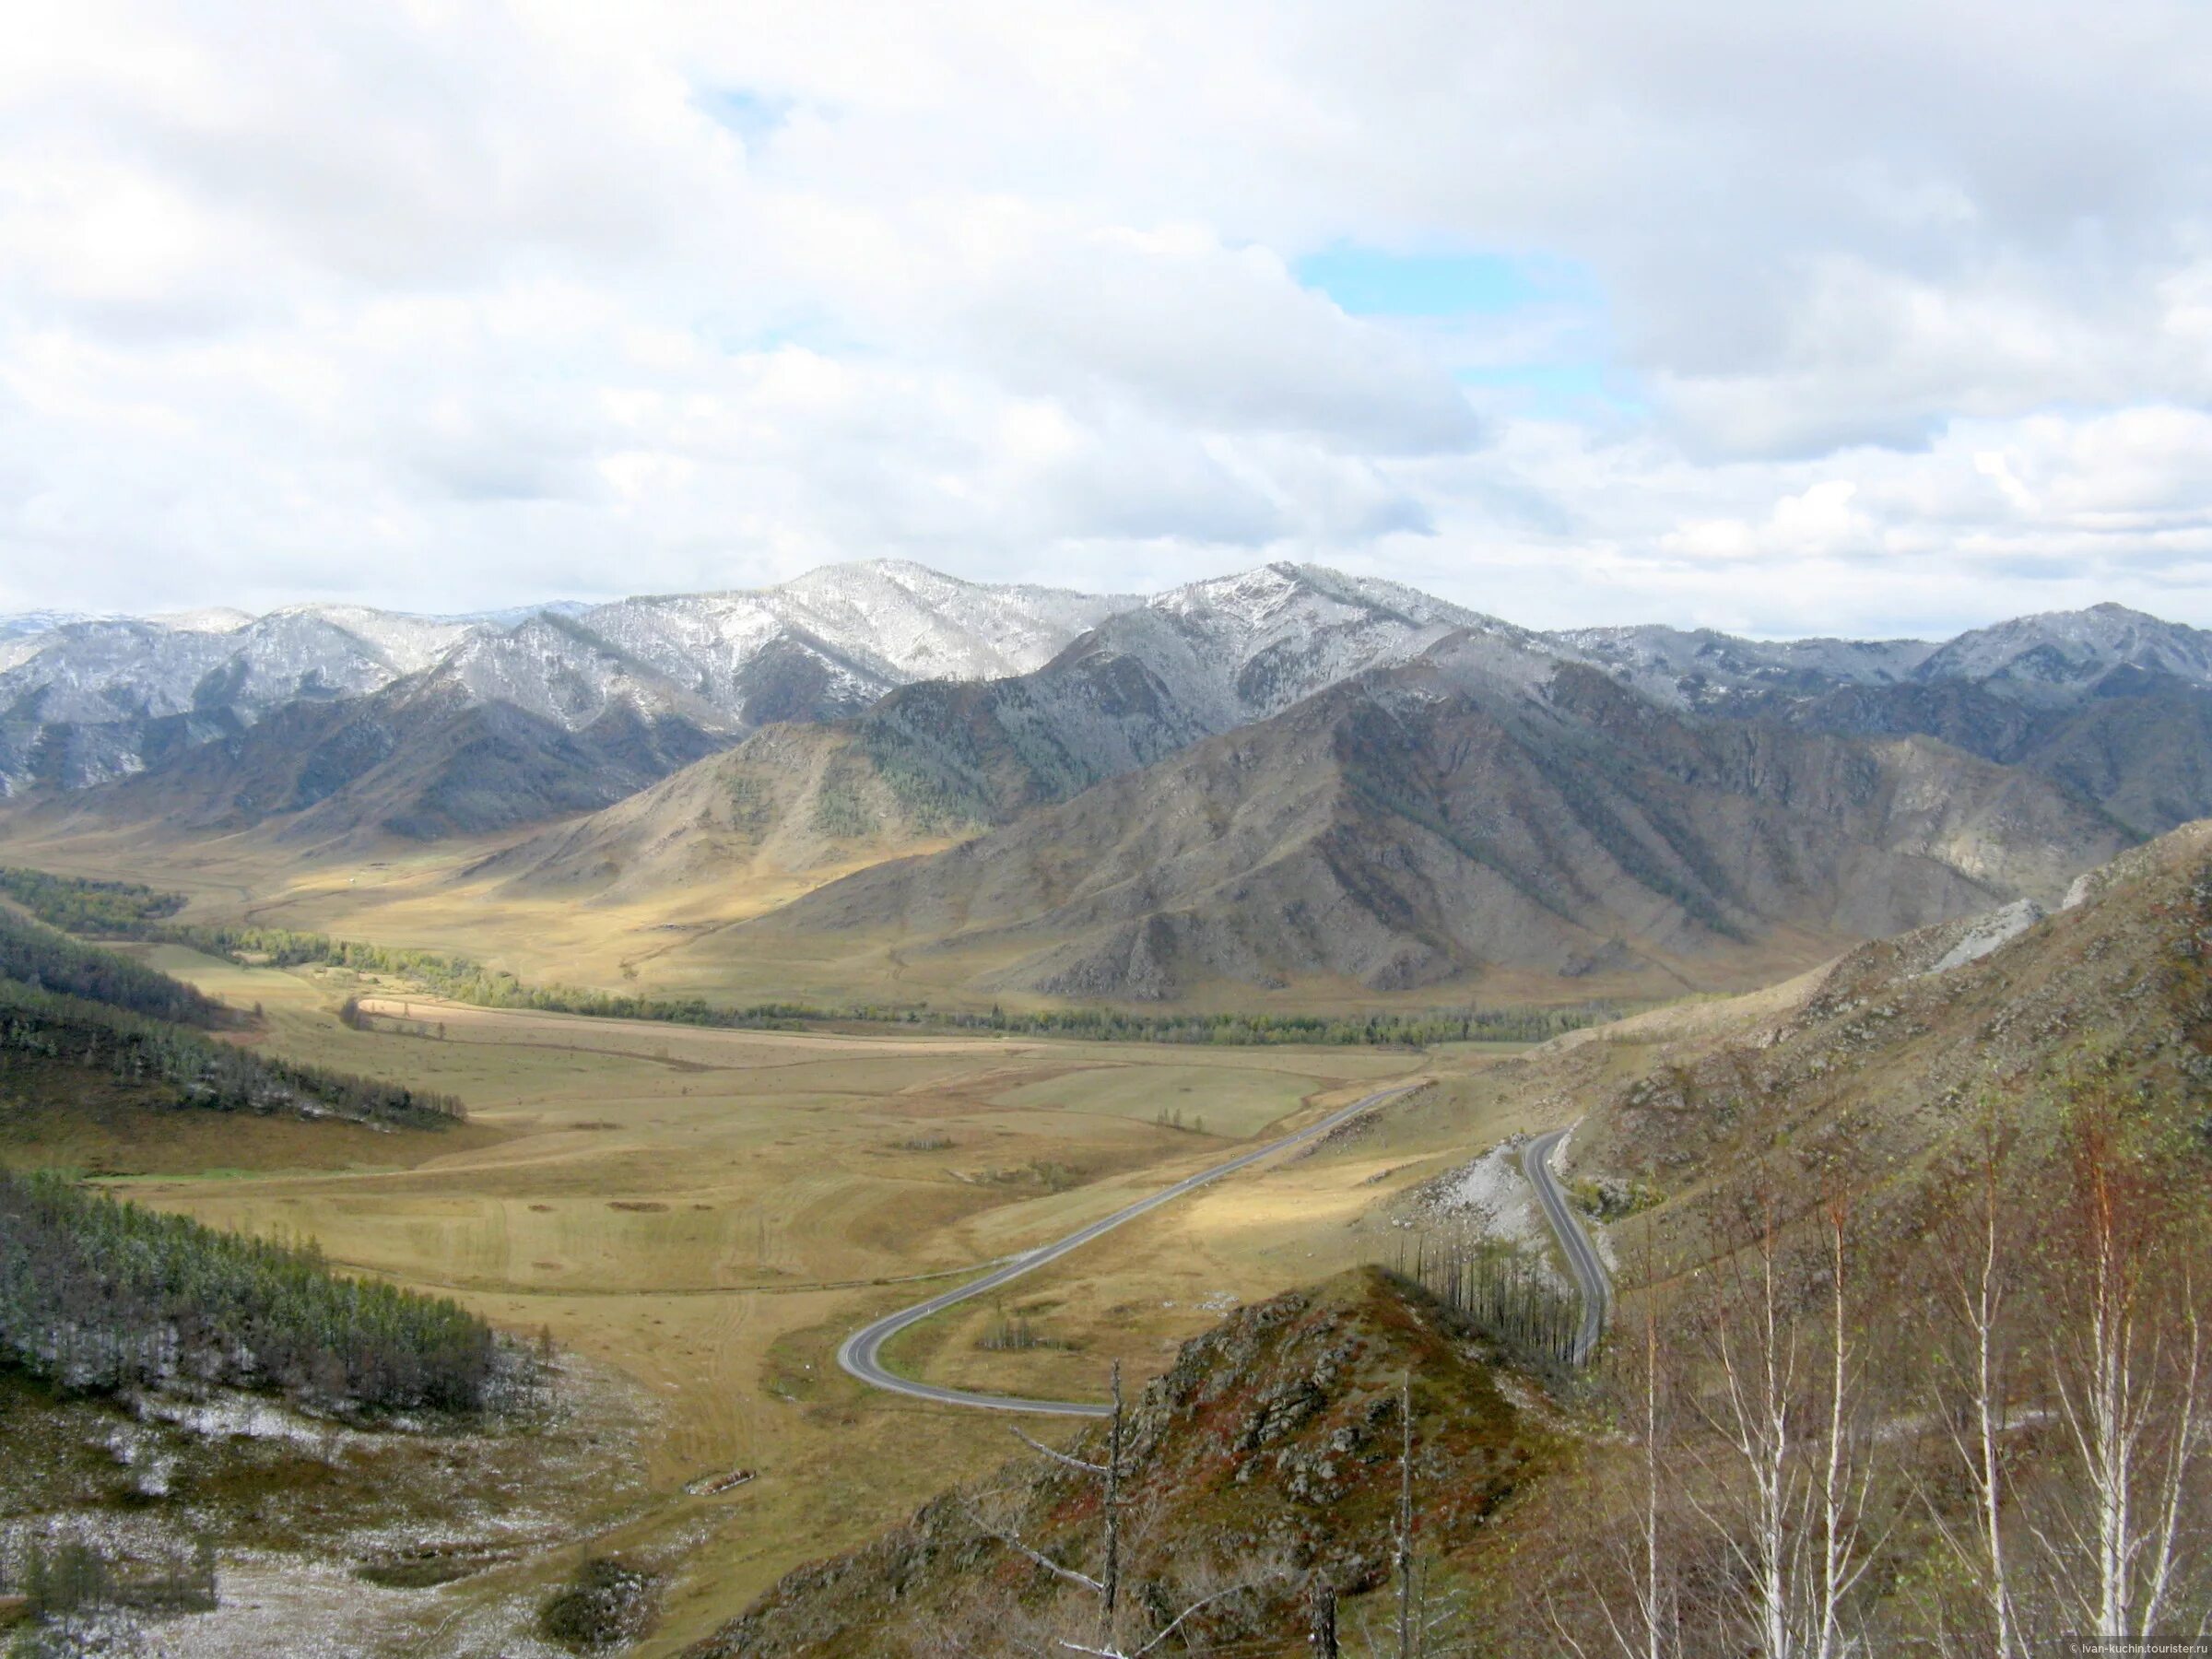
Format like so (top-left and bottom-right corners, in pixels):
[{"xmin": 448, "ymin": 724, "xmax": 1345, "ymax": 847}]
[{"xmin": 4, "ymin": 1, "xmax": 2210, "ymax": 637}]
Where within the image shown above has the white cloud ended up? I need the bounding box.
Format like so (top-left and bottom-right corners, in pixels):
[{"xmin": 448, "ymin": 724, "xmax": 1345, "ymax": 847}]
[{"xmin": 1, "ymin": 0, "xmax": 2210, "ymax": 634}]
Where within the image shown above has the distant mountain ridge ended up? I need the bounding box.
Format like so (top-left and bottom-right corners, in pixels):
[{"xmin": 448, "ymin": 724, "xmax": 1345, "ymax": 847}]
[
  {"xmin": 737, "ymin": 633, "xmax": 2130, "ymax": 1000},
  {"xmin": 0, "ymin": 562, "xmax": 1130, "ymax": 795},
  {"xmin": 1550, "ymin": 602, "xmax": 2212, "ymax": 711},
  {"xmin": 13, "ymin": 568, "xmax": 2212, "ymax": 862},
  {"xmin": 0, "ymin": 564, "xmax": 1134, "ymax": 839},
  {"xmin": 479, "ymin": 584, "xmax": 2212, "ymax": 908},
  {"xmin": 472, "ymin": 562, "xmax": 1537, "ymax": 889}
]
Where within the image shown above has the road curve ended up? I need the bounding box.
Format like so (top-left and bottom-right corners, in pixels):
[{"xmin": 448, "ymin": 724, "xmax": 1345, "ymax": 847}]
[
  {"xmin": 837, "ymin": 1082, "xmax": 1423, "ymax": 1417},
  {"xmin": 1521, "ymin": 1126, "xmax": 1611, "ymax": 1364}
]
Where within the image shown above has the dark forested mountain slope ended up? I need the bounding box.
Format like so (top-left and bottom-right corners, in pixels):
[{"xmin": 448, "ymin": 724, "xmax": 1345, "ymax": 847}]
[{"xmin": 1735, "ymin": 670, "xmax": 2212, "ymax": 836}]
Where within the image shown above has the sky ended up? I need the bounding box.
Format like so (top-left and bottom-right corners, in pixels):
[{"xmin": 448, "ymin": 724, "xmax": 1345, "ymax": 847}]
[{"xmin": 3, "ymin": 2, "xmax": 2210, "ymax": 638}]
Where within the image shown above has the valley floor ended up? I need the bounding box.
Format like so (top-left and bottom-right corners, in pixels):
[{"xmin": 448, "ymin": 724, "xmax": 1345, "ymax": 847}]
[{"xmin": 6, "ymin": 944, "xmax": 1557, "ymax": 1655}]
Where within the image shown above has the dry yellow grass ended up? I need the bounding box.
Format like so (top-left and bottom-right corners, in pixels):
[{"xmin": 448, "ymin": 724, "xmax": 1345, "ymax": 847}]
[
  {"xmin": 0, "ymin": 818, "xmax": 1815, "ymax": 1013},
  {"xmin": 78, "ymin": 949, "xmax": 1479, "ymax": 1653}
]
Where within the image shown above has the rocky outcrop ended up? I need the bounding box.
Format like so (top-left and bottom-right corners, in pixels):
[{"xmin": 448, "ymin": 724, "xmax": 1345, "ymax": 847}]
[{"xmin": 692, "ymin": 1268, "xmax": 1563, "ymax": 1658}]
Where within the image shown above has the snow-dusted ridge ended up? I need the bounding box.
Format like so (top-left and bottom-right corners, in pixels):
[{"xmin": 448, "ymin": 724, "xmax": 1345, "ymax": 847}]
[
  {"xmin": 5, "ymin": 565, "xmax": 2208, "ymax": 802},
  {"xmin": 1551, "ymin": 603, "xmax": 2212, "ymax": 712},
  {"xmin": 0, "ymin": 562, "xmax": 1141, "ymax": 794},
  {"xmin": 1549, "ymin": 623, "xmax": 1939, "ymax": 709},
  {"xmin": 1910, "ymin": 601, "xmax": 2212, "ymax": 705},
  {"xmin": 1065, "ymin": 560, "xmax": 1536, "ymax": 735}
]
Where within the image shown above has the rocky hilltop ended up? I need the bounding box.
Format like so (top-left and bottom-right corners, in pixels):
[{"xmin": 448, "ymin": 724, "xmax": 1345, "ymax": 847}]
[{"xmin": 692, "ymin": 1267, "xmax": 1563, "ymax": 1659}]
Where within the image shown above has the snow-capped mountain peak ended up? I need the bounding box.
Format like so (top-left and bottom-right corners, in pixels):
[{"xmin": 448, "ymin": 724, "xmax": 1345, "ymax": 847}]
[
  {"xmin": 1043, "ymin": 560, "xmax": 1531, "ymax": 733},
  {"xmin": 1910, "ymin": 603, "xmax": 2212, "ymax": 702},
  {"xmin": 0, "ymin": 560, "xmax": 1146, "ymax": 794}
]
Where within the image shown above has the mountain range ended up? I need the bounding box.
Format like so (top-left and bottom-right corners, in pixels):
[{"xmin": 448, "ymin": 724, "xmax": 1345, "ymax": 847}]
[
  {"xmin": 13, "ymin": 561, "xmax": 2212, "ymax": 999},
  {"xmin": 0, "ymin": 563, "xmax": 1127, "ymax": 834},
  {"xmin": 732, "ymin": 639, "xmax": 2126, "ymax": 998}
]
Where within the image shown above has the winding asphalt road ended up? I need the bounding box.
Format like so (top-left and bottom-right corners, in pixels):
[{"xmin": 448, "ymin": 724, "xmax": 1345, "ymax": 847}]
[
  {"xmin": 1521, "ymin": 1126, "xmax": 1612, "ymax": 1364},
  {"xmin": 836, "ymin": 1082, "xmax": 1422, "ymax": 1417}
]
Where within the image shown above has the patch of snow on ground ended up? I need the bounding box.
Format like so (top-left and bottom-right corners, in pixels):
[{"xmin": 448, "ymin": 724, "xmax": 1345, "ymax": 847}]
[
  {"xmin": 135, "ymin": 1553, "xmax": 570, "ymax": 1659},
  {"xmin": 130, "ymin": 1392, "xmax": 359, "ymax": 1453}
]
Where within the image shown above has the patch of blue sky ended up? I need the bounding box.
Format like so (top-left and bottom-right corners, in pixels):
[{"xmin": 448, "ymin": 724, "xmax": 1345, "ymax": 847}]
[
  {"xmin": 695, "ymin": 87, "xmax": 794, "ymax": 146},
  {"xmin": 693, "ymin": 309, "xmax": 857, "ymax": 360},
  {"xmin": 1300, "ymin": 245, "xmax": 1633, "ymax": 418},
  {"xmin": 1294, "ymin": 245, "xmax": 1598, "ymax": 318},
  {"xmin": 1454, "ymin": 362, "xmax": 1646, "ymax": 418}
]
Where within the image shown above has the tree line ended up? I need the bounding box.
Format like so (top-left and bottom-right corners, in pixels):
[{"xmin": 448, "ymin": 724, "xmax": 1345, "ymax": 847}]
[
  {"xmin": 3, "ymin": 866, "xmax": 1623, "ymax": 1050},
  {"xmin": 0, "ymin": 976, "xmax": 465, "ymax": 1124},
  {"xmin": 0, "ymin": 1534, "xmax": 218, "ymax": 1622},
  {"xmin": 213, "ymin": 922, "xmax": 1619, "ymax": 1048},
  {"xmin": 0, "ymin": 907, "xmax": 226, "ymax": 1028},
  {"xmin": 209, "ymin": 924, "xmax": 1617, "ymax": 1048},
  {"xmin": 0, "ymin": 1169, "xmax": 502, "ymax": 1413},
  {"xmin": 1390, "ymin": 1227, "xmax": 1588, "ymax": 1380},
  {"xmin": 0, "ymin": 865, "xmax": 186, "ymax": 935}
]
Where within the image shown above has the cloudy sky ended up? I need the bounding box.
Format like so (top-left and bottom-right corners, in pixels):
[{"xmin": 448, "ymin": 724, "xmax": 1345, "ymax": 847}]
[{"xmin": 3, "ymin": 1, "xmax": 2209, "ymax": 637}]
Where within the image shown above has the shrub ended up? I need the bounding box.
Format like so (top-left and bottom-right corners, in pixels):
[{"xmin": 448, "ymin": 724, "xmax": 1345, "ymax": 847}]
[{"xmin": 537, "ymin": 1558, "xmax": 658, "ymax": 1652}]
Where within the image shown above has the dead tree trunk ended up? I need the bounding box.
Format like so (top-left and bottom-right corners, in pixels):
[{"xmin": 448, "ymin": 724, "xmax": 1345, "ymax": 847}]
[
  {"xmin": 1396, "ymin": 1371, "xmax": 1418, "ymax": 1659},
  {"xmin": 1309, "ymin": 1579, "xmax": 1339, "ymax": 1657}
]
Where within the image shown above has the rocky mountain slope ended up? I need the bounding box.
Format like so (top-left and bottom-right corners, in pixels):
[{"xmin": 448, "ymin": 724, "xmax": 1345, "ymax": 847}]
[
  {"xmin": 483, "ymin": 590, "xmax": 2212, "ymax": 911},
  {"xmin": 1552, "ymin": 814, "xmax": 2212, "ymax": 1248},
  {"xmin": 18, "ymin": 567, "xmax": 2212, "ymax": 876},
  {"xmin": 1553, "ymin": 622, "xmax": 1937, "ymax": 708},
  {"xmin": 691, "ymin": 1266, "xmax": 1565, "ymax": 1659},
  {"xmin": 462, "ymin": 722, "xmax": 968, "ymax": 896},
  {"xmin": 842, "ymin": 562, "xmax": 1524, "ymax": 820},
  {"xmin": 1738, "ymin": 669, "xmax": 2212, "ymax": 836},
  {"xmin": 1911, "ymin": 599, "xmax": 2212, "ymax": 701},
  {"xmin": 20, "ymin": 671, "xmax": 732, "ymax": 842},
  {"xmin": 0, "ymin": 563, "xmax": 1127, "ymax": 802},
  {"xmin": 0, "ymin": 563, "xmax": 1130, "ymax": 841},
  {"xmin": 475, "ymin": 563, "xmax": 1547, "ymax": 890},
  {"xmin": 1557, "ymin": 601, "xmax": 2212, "ymax": 712},
  {"xmin": 1566, "ymin": 605, "xmax": 2212, "ymax": 836},
  {"xmin": 737, "ymin": 637, "xmax": 2132, "ymax": 1000}
]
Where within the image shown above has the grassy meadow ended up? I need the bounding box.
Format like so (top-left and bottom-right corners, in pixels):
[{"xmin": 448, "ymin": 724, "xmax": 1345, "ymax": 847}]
[{"xmin": 12, "ymin": 937, "xmax": 1548, "ymax": 1654}]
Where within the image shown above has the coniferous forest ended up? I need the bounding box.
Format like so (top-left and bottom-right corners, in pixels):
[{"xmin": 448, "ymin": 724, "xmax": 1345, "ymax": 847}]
[
  {"xmin": 0, "ymin": 1169, "xmax": 499, "ymax": 1412},
  {"xmin": 0, "ymin": 907, "xmax": 226, "ymax": 1027},
  {"xmin": 0, "ymin": 977, "xmax": 465, "ymax": 1123},
  {"xmin": 0, "ymin": 882, "xmax": 465, "ymax": 1124}
]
